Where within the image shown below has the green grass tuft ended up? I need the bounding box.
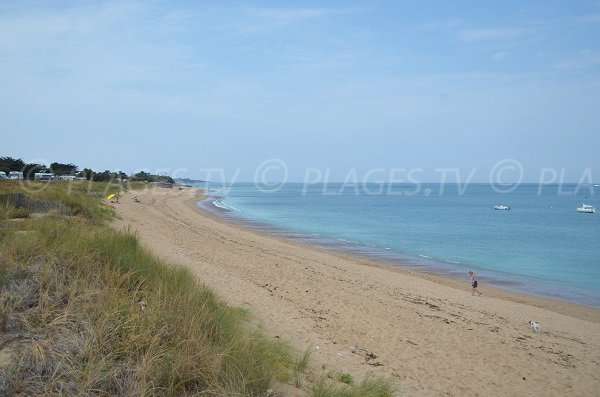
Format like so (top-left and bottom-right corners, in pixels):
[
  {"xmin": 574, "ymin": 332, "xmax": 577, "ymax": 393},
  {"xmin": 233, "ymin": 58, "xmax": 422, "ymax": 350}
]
[
  {"xmin": 338, "ymin": 372, "xmax": 354, "ymax": 385},
  {"xmin": 311, "ymin": 377, "xmax": 397, "ymax": 397}
]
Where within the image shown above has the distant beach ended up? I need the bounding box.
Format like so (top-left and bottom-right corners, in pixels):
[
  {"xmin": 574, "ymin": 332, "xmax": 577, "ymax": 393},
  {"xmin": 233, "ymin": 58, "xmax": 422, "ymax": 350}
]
[{"xmin": 113, "ymin": 187, "xmax": 600, "ymax": 396}]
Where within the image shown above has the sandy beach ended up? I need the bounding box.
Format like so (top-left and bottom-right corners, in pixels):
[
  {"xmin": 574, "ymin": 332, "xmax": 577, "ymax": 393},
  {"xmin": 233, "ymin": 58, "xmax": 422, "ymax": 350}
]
[{"xmin": 112, "ymin": 187, "xmax": 600, "ymax": 396}]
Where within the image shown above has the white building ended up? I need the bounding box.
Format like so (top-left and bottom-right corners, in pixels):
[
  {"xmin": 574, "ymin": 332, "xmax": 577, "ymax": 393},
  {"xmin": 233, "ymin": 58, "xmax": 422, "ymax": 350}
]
[
  {"xmin": 34, "ymin": 172, "xmax": 55, "ymax": 180},
  {"xmin": 8, "ymin": 171, "xmax": 23, "ymax": 180},
  {"xmin": 57, "ymin": 175, "xmax": 76, "ymax": 181}
]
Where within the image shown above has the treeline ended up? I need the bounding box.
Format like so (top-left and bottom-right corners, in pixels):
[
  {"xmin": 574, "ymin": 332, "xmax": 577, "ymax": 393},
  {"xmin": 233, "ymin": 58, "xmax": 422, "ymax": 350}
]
[{"xmin": 0, "ymin": 156, "xmax": 174, "ymax": 184}]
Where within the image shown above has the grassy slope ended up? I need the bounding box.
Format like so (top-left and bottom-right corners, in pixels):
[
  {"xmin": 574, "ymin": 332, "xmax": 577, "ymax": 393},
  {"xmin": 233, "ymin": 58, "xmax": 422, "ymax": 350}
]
[{"xmin": 0, "ymin": 181, "xmax": 396, "ymax": 397}]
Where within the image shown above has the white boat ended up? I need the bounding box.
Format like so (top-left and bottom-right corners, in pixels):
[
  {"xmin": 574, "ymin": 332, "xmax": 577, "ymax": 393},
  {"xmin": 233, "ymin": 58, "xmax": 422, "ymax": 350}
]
[
  {"xmin": 494, "ymin": 204, "xmax": 510, "ymax": 210},
  {"xmin": 576, "ymin": 204, "xmax": 596, "ymax": 213}
]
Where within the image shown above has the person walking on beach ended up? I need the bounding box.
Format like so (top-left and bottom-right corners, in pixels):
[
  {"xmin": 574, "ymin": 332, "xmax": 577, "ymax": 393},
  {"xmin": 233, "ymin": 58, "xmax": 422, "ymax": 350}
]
[{"xmin": 469, "ymin": 271, "xmax": 482, "ymax": 296}]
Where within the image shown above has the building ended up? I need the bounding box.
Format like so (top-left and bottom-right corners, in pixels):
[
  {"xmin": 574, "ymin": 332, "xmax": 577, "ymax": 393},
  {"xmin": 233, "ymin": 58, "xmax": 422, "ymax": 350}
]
[
  {"xmin": 34, "ymin": 172, "xmax": 55, "ymax": 180},
  {"xmin": 8, "ymin": 171, "xmax": 23, "ymax": 180},
  {"xmin": 57, "ymin": 175, "xmax": 76, "ymax": 181}
]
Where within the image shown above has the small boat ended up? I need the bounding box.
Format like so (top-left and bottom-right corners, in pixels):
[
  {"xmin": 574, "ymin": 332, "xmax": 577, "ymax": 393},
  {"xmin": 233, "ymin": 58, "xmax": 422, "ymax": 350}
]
[
  {"xmin": 494, "ymin": 204, "xmax": 510, "ymax": 210},
  {"xmin": 576, "ymin": 204, "xmax": 596, "ymax": 213}
]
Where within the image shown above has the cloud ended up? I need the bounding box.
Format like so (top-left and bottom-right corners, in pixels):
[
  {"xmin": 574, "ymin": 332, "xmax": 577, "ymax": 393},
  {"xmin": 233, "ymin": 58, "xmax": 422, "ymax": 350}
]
[{"xmin": 458, "ymin": 27, "xmax": 528, "ymax": 42}]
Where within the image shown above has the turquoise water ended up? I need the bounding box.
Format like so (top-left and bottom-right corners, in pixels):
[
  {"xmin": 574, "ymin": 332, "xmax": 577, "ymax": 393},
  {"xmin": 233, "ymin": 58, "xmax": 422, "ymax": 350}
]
[{"xmin": 198, "ymin": 183, "xmax": 599, "ymax": 307}]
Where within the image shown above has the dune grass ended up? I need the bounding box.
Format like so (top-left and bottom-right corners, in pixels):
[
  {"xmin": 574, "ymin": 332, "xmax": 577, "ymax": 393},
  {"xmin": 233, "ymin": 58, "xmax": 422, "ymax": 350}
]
[
  {"xmin": 0, "ymin": 181, "xmax": 297, "ymax": 395},
  {"xmin": 0, "ymin": 181, "xmax": 399, "ymax": 396},
  {"xmin": 0, "ymin": 180, "xmax": 148, "ymax": 221},
  {"xmin": 310, "ymin": 377, "xmax": 397, "ymax": 397}
]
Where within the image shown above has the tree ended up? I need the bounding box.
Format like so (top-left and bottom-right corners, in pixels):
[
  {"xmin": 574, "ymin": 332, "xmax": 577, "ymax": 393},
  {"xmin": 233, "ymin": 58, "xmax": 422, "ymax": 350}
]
[
  {"xmin": 130, "ymin": 171, "xmax": 174, "ymax": 184},
  {"xmin": 131, "ymin": 171, "xmax": 152, "ymax": 182},
  {"xmin": 50, "ymin": 162, "xmax": 78, "ymax": 176},
  {"xmin": 0, "ymin": 156, "xmax": 25, "ymax": 175},
  {"xmin": 22, "ymin": 163, "xmax": 49, "ymax": 180},
  {"xmin": 79, "ymin": 168, "xmax": 93, "ymax": 180},
  {"xmin": 92, "ymin": 170, "xmax": 114, "ymax": 182}
]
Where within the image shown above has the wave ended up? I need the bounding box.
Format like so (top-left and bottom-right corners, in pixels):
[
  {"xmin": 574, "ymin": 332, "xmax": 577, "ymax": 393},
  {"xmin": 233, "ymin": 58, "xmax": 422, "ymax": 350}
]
[
  {"xmin": 444, "ymin": 259, "xmax": 461, "ymax": 264},
  {"xmin": 212, "ymin": 198, "xmax": 241, "ymax": 212},
  {"xmin": 418, "ymin": 254, "xmax": 431, "ymax": 259}
]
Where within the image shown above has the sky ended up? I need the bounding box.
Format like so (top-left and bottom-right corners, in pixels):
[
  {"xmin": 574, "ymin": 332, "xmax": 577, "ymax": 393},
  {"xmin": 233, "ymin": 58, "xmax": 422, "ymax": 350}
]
[{"xmin": 1, "ymin": 0, "xmax": 599, "ymax": 182}]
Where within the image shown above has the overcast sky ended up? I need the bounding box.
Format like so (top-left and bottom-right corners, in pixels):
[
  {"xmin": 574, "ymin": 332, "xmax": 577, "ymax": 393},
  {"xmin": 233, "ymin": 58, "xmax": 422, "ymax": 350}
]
[{"xmin": 1, "ymin": 1, "xmax": 599, "ymax": 182}]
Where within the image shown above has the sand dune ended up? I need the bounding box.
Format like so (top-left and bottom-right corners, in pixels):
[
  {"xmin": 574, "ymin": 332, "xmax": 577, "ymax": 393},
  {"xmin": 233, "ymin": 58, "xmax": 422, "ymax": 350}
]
[{"xmin": 112, "ymin": 187, "xmax": 600, "ymax": 396}]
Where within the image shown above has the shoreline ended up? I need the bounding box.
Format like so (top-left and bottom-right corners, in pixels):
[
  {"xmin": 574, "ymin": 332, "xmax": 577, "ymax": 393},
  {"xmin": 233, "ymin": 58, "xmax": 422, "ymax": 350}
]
[
  {"xmin": 113, "ymin": 186, "xmax": 600, "ymax": 396},
  {"xmin": 195, "ymin": 190, "xmax": 600, "ymax": 322}
]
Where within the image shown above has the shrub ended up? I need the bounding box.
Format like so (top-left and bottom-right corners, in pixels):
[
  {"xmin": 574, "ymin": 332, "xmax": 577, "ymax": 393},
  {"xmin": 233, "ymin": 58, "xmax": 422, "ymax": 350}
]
[
  {"xmin": 6, "ymin": 206, "xmax": 29, "ymax": 219},
  {"xmin": 339, "ymin": 372, "xmax": 354, "ymax": 385},
  {"xmin": 311, "ymin": 377, "xmax": 397, "ymax": 397}
]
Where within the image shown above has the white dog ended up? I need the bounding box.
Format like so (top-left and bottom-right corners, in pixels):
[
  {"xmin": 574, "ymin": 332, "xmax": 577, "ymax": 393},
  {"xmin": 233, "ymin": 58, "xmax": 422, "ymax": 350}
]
[{"xmin": 529, "ymin": 321, "xmax": 541, "ymax": 332}]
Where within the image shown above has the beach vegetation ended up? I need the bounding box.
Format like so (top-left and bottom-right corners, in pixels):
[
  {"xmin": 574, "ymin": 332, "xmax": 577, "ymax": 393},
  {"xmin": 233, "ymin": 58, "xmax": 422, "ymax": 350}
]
[
  {"xmin": 310, "ymin": 376, "xmax": 396, "ymax": 397},
  {"xmin": 0, "ymin": 181, "xmax": 297, "ymax": 396},
  {"xmin": 338, "ymin": 372, "xmax": 354, "ymax": 385},
  {"xmin": 292, "ymin": 346, "xmax": 313, "ymax": 387},
  {"xmin": 0, "ymin": 180, "xmax": 399, "ymax": 396},
  {"xmin": 3, "ymin": 206, "xmax": 30, "ymax": 219}
]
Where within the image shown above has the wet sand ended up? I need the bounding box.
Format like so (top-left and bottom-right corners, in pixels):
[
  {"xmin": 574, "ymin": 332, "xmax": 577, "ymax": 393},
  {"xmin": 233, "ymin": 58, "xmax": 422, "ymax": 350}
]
[{"xmin": 112, "ymin": 187, "xmax": 600, "ymax": 396}]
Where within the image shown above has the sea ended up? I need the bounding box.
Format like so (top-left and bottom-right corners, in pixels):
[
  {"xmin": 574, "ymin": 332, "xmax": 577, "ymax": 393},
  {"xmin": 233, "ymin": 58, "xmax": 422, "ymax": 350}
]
[{"xmin": 196, "ymin": 183, "xmax": 599, "ymax": 307}]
